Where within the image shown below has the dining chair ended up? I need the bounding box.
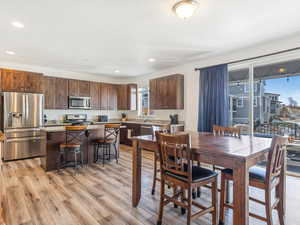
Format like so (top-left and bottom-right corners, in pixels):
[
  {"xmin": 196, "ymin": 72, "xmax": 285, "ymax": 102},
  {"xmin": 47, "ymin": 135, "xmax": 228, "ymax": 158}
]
[
  {"xmin": 151, "ymin": 125, "xmax": 169, "ymax": 195},
  {"xmin": 219, "ymin": 135, "xmax": 288, "ymax": 225},
  {"xmin": 156, "ymin": 132, "xmax": 218, "ymax": 225},
  {"xmin": 57, "ymin": 125, "xmax": 87, "ymax": 172},
  {"xmin": 93, "ymin": 123, "xmax": 121, "ymax": 165}
]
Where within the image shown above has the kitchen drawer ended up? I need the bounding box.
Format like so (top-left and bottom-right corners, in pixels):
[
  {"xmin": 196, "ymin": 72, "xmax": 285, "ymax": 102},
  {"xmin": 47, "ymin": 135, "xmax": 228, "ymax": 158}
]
[{"xmin": 4, "ymin": 136, "xmax": 46, "ymax": 161}]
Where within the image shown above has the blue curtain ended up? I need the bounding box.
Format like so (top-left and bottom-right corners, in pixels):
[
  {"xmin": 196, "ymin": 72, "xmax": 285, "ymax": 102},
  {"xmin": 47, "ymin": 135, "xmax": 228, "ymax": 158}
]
[{"xmin": 198, "ymin": 64, "xmax": 229, "ymax": 132}]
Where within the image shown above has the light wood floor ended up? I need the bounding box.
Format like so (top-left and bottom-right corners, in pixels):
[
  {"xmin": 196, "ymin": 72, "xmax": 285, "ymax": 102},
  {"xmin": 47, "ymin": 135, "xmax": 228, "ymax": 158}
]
[{"xmin": 1, "ymin": 145, "xmax": 300, "ymax": 225}]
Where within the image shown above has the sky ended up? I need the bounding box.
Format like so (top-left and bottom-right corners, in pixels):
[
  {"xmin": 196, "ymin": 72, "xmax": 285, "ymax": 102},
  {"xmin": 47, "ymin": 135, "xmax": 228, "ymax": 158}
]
[{"xmin": 265, "ymin": 76, "xmax": 300, "ymax": 105}]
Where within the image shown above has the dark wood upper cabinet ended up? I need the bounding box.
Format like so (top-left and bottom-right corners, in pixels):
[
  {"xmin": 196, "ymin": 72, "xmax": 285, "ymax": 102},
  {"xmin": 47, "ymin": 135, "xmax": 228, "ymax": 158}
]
[
  {"xmin": 68, "ymin": 79, "xmax": 79, "ymax": 96},
  {"xmin": 90, "ymin": 81, "xmax": 100, "ymax": 110},
  {"xmin": 1, "ymin": 69, "xmax": 26, "ymax": 92},
  {"xmin": 117, "ymin": 85, "xmax": 128, "ymax": 110},
  {"xmin": 149, "ymin": 79, "xmax": 157, "ymax": 109},
  {"xmin": 117, "ymin": 83, "xmax": 137, "ymax": 111},
  {"xmin": 100, "ymin": 83, "xmax": 109, "ymax": 110},
  {"xmin": 43, "ymin": 76, "xmax": 56, "ymax": 109},
  {"xmin": 24, "ymin": 72, "xmax": 44, "ymax": 93},
  {"xmin": 149, "ymin": 74, "xmax": 184, "ymax": 110},
  {"xmin": 108, "ymin": 84, "xmax": 118, "ymax": 110},
  {"xmin": 55, "ymin": 78, "xmax": 69, "ymax": 109},
  {"xmin": 78, "ymin": 80, "xmax": 90, "ymax": 97},
  {"xmin": 68, "ymin": 79, "xmax": 90, "ymax": 97},
  {"xmin": 0, "ymin": 69, "xmax": 43, "ymax": 93}
]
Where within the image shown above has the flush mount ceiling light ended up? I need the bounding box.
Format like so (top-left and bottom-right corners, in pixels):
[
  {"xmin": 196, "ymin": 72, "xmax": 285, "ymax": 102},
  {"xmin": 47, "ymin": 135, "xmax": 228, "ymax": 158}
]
[
  {"xmin": 5, "ymin": 50, "xmax": 15, "ymax": 55},
  {"xmin": 11, "ymin": 21, "xmax": 24, "ymax": 28},
  {"xmin": 172, "ymin": 0, "xmax": 199, "ymax": 19},
  {"xmin": 148, "ymin": 58, "xmax": 156, "ymax": 62},
  {"xmin": 114, "ymin": 69, "xmax": 120, "ymax": 73}
]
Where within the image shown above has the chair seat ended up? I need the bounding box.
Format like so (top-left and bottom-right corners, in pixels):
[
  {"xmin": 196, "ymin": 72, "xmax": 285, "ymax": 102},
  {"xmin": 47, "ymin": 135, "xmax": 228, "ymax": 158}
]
[
  {"xmin": 222, "ymin": 166, "xmax": 266, "ymax": 182},
  {"xmin": 166, "ymin": 165, "xmax": 217, "ymax": 183},
  {"xmin": 94, "ymin": 138, "xmax": 115, "ymax": 144},
  {"xmin": 60, "ymin": 143, "xmax": 81, "ymax": 148}
]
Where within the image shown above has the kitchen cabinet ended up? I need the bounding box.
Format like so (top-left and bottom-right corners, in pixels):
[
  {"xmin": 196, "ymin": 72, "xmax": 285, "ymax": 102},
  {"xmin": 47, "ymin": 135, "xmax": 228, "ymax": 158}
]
[
  {"xmin": 1, "ymin": 69, "xmax": 26, "ymax": 92},
  {"xmin": 55, "ymin": 78, "xmax": 69, "ymax": 109},
  {"xmin": 90, "ymin": 81, "xmax": 101, "ymax": 110},
  {"xmin": 108, "ymin": 84, "xmax": 118, "ymax": 110},
  {"xmin": 117, "ymin": 83, "xmax": 137, "ymax": 111},
  {"xmin": 68, "ymin": 79, "xmax": 90, "ymax": 97},
  {"xmin": 120, "ymin": 123, "xmax": 141, "ymax": 146},
  {"xmin": 149, "ymin": 74, "xmax": 184, "ymax": 109},
  {"xmin": 117, "ymin": 85, "xmax": 128, "ymax": 110},
  {"xmin": 0, "ymin": 69, "xmax": 43, "ymax": 93},
  {"xmin": 24, "ymin": 72, "xmax": 44, "ymax": 93},
  {"xmin": 79, "ymin": 80, "xmax": 90, "ymax": 97},
  {"xmin": 44, "ymin": 76, "xmax": 56, "ymax": 109},
  {"xmin": 100, "ymin": 83, "xmax": 109, "ymax": 110}
]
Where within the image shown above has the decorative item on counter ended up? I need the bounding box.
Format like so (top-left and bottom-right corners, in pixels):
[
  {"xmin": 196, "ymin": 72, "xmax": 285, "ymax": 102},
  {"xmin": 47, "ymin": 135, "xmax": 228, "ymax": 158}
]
[
  {"xmin": 169, "ymin": 114, "xmax": 179, "ymax": 124},
  {"xmin": 121, "ymin": 113, "xmax": 127, "ymax": 122}
]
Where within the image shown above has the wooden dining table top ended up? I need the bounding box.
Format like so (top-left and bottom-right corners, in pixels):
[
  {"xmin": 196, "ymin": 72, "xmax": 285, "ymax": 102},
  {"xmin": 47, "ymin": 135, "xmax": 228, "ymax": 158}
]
[{"xmin": 131, "ymin": 131, "xmax": 272, "ymax": 160}]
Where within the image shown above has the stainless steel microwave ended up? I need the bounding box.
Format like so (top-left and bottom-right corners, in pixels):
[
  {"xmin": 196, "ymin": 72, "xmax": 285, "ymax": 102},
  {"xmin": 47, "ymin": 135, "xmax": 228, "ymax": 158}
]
[{"xmin": 68, "ymin": 96, "xmax": 91, "ymax": 109}]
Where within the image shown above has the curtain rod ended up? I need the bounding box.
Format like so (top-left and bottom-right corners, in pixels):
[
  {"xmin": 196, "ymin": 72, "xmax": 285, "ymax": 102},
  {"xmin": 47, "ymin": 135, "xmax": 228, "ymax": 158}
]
[{"xmin": 194, "ymin": 46, "xmax": 300, "ymax": 71}]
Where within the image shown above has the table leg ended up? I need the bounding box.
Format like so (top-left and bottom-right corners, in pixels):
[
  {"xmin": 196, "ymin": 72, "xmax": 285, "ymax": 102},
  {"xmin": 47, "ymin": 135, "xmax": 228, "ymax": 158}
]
[
  {"xmin": 132, "ymin": 140, "xmax": 142, "ymax": 207},
  {"xmin": 233, "ymin": 162, "xmax": 249, "ymax": 225}
]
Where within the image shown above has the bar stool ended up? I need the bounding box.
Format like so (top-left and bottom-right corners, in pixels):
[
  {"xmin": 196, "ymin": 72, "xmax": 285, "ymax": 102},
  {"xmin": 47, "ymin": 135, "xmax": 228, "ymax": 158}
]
[
  {"xmin": 57, "ymin": 126, "xmax": 87, "ymax": 172},
  {"xmin": 94, "ymin": 123, "xmax": 120, "ymax": 165}
]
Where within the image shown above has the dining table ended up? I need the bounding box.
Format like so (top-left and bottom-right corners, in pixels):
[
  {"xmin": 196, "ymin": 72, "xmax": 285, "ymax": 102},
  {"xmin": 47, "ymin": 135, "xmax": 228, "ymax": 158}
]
[{"xmin": 130, "ymin": 131, "xmax": 286, "ymax": 225}]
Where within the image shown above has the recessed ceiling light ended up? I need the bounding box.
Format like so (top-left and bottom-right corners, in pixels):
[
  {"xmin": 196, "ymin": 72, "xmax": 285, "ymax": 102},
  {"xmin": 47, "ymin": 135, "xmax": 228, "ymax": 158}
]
[
  {"xmin": 11, "ymin": 21, "xmax": 24, "ymax": 28},
  {"xmin": 5, "ymin": 50, "xmax": 15, "ymax": 55},
  {"xmin": 173, "ymin": 0, "xmax": 199, "ymax": 19},
  {"xmin": 148, "ymin": 58, "xmax": 156, "ymax": 62},
  {"xmin": 114, "ymin": 70, "xmax": 120, "ymax": 73}
]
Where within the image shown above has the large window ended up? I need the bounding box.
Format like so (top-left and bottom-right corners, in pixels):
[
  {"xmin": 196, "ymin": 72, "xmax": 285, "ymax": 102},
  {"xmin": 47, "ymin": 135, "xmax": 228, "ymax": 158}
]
[
  {"xmin": 229, "ymin": 57, "xmax": 300, "ymax": 137},
  {"xmin": 138, "ymin": 87, "xmax": 149, "ymax": 116}
]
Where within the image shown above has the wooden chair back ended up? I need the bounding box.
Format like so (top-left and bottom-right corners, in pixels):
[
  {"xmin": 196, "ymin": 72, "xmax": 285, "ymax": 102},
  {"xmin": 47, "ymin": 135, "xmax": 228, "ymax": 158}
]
[
  {"xmin": 213, "ymin": 125, "xmax": 241, "ymax": 137},
  {"xmin": 156, "ymin": 132, "xmax": 192, "ymax": 181},
  {"xmin": 104, "ymin": 123, "xmax": 121, "ymax": 142},
  {"xmin": 65, "ymin": 126, "xmax": 87, "ymax": 145},
  {"xmin": 266, "ymin": 135, "xmax": 288, "ymax": 185}
]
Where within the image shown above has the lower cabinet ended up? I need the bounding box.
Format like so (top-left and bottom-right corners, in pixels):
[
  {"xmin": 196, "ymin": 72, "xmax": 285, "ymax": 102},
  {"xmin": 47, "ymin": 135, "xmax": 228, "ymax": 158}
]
[
  {"xmin": 120, "ymin": 123, "xmax": 141, "ymax": 146},
  {"xmin": 41, "ymin": 128, "xmax": 104, "ymax": 171}
]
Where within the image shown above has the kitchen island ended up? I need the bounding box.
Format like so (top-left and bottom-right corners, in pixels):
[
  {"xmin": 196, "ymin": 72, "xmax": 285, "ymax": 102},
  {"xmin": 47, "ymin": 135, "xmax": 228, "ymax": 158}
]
[{"xmin": 41, "ymin": 124, "xmax": 119, "ymax": 171}]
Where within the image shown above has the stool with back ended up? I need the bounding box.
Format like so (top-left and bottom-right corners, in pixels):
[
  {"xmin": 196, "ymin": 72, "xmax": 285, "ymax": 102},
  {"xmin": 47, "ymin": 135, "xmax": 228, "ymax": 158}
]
[
  {"xmin": 93, "ymin": 123, "xmax": 121, "ymax": 165},
  {"xmin": 57, "ymin": 126, "xmax": 87, "ymax": 172}
]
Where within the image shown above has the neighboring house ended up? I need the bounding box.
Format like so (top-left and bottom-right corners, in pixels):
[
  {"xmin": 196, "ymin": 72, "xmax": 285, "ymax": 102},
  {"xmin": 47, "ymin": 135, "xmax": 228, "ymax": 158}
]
[
  {"xmin": 263, "ymin": 93, "xmax": 281, "ymax": 122},
  {"xmin": 229, "ymin": 81, "xmax": 281, "ymax": 125}
]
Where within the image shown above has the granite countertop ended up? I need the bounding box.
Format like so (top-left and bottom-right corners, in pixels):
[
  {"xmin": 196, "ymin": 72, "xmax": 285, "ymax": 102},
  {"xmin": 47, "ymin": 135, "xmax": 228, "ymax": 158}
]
[
  {"xmin": 43, "ymin": 124, "xmax": 109, "ymax": 132},
  {"xmin": 43, "ymin": 119, "xmax": 184, "ymax": 132}
]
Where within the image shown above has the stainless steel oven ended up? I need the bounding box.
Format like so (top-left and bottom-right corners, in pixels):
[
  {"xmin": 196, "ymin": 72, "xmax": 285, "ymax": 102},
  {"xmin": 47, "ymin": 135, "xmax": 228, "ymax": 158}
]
[{"xmin": 68, "ymin": 96, "xmax": 91, "ymax": 109}]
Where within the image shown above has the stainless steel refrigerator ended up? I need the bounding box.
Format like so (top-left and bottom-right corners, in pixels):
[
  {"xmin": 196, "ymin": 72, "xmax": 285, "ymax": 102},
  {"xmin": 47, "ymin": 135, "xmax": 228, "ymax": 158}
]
[{"xmin": 1, "ymin": 92, "xmax": 46, "ymax": 161}]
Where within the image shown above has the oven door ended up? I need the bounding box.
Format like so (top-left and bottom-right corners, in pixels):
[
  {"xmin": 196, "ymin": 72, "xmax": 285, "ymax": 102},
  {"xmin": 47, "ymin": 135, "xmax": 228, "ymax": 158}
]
[{"xmin": 68, "ymin": 97, "xmax": 91, "ymax": 109}]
